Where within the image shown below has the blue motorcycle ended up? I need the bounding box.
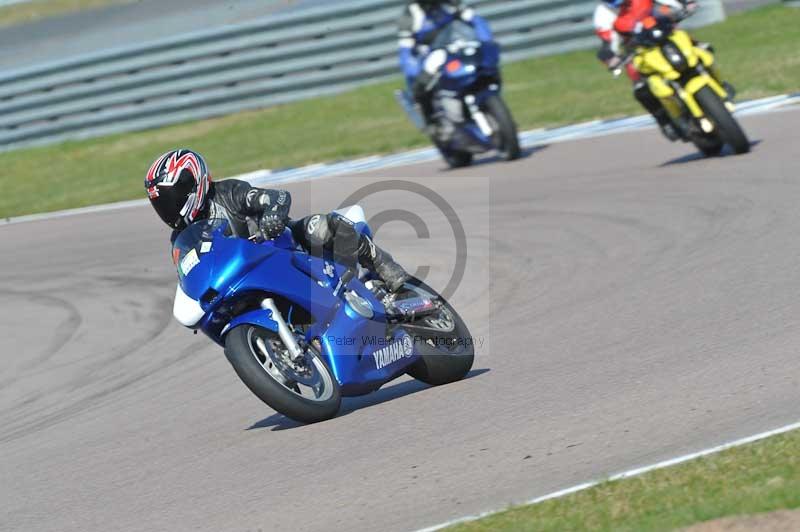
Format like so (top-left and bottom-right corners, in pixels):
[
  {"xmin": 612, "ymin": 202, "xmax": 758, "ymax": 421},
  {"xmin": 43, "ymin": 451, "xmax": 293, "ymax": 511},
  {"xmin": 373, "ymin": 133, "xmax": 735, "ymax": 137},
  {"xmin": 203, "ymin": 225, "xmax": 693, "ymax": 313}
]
[
  {"xmin": 170, "ymin": 206, "xmax": 474, "ymax": 423},
  {"xmin": 397, "ymin": 20, "xmax": 520, "ymax": 168}
]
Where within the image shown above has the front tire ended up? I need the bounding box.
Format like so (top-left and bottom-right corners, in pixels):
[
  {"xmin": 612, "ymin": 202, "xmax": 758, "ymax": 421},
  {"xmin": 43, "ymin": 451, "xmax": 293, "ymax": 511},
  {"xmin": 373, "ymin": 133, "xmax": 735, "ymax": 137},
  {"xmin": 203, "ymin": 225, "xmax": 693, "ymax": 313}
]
[
  {"xmin": 225, "ymin": 325, "xmax": 341, "ymax": 423},
  {"xmin": 694, "ymin": 86, "xmax": 750, "ymax": 154},
  {"xmin": 402, "ymin": 278, "xmax": 475, "ymax": 385},
  {"xmin": 435, "ymin": 140, "xmax": 473, "ymax": 168},
  {"xmin": 692, "ymin": 133, "xmax": 724, "ymax": 157},
  {"xmin": 485, "ymin": 94, "xmax": 521, "ymax": 161}
]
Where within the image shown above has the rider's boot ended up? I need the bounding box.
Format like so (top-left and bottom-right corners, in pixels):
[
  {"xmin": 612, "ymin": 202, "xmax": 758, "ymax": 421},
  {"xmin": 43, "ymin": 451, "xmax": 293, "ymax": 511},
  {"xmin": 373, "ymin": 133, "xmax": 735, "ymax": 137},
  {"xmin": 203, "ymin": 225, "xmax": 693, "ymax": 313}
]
[
  {"xmin": 633, "ymin": 82, "xmax": 679, "ymax": 141},
  {"xmin": 413, "ymin": 74, "xmax": 437, "ymax": 136},
  {"xmin": 418, "ymin": 96, "xmax": 437, "ymax": 136},
  {"xmin": 653, "ymin": 109, "xmax": 680, "ymax": 141},
  {"xmin": 357, "ymin": 235, "xmax": 410, "ymax": 293}
]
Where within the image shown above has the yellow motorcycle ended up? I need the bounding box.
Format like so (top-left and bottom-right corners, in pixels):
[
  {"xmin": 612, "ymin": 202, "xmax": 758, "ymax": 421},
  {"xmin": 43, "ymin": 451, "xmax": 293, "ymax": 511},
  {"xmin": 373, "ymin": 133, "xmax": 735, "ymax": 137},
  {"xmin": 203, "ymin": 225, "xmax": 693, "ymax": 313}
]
[{"xmin": 624, "ymin": 14, "xmax": 750, "ymax": 155}]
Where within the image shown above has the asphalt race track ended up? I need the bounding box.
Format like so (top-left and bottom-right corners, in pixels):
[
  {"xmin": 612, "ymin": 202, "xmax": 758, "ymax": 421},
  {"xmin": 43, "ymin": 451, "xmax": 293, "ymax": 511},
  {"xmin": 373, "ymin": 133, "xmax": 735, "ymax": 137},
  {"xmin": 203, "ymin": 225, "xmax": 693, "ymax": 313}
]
[{"xmin": 2, "ymin": 107, "xmax": 799, "ymax": 532}]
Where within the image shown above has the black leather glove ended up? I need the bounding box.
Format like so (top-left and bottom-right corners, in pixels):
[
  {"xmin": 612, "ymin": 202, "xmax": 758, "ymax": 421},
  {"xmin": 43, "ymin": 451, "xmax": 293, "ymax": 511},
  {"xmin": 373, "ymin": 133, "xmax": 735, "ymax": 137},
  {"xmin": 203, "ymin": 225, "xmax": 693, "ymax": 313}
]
[
  {"xmin": 597, "ymin": 42, "xmax": 616, "ymax": 64},
  {"xmin": 259, "ymin": 213, "xmax": 286, "ymax": 240}
]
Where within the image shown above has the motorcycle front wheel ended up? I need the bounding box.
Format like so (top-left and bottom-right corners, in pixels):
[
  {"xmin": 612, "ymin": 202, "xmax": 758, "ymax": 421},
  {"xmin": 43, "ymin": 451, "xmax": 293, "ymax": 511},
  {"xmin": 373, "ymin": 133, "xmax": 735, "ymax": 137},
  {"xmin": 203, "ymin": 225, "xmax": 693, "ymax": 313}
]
[
  {"xmin": 694, "ymin": 86, "xmax": 750, "ymax": 154},
  {"xmin": 692, "ymin": 133, "xmax": 724, "ymax": 157},
  {"xmin": 435, "ymin": 140, "xmax": 474, "ymax": 169},
  {"xmin": 484, "ymin": 94, "xmax": 521, "ymax": 161},
  {"xmin": 225, "ymin": 325, "xmax": 341, "ymax": 423}
]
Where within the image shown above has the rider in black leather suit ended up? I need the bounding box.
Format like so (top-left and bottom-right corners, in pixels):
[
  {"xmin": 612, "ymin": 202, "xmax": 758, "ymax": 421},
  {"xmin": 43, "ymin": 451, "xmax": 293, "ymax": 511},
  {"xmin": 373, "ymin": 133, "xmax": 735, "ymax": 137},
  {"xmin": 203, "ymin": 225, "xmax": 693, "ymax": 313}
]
[{"xmin": 146, "ymin": 149, "xmax": 409, "ymax": 292}]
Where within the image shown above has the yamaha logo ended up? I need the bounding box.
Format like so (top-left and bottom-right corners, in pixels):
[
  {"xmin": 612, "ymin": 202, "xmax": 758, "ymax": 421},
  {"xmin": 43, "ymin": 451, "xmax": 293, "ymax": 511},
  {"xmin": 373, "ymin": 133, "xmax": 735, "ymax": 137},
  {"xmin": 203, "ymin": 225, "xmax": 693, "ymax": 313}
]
[{"xmin": 372, "ymin": 334, "xmax": 414, "ymax": 370}]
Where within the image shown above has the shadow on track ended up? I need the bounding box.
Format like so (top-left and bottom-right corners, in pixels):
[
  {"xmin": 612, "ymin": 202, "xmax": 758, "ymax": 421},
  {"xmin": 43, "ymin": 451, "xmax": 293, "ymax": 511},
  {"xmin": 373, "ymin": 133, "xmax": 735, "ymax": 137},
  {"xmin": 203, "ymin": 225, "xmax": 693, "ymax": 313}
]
[
  {"xmin": 438, "ymin": 145, "xmax": 548, "ymax": 172},
  {"xmin": 660, "ymin": 140, "xmax": 761, "ymax": 167},
  {"xmin": 247, "ymin": 368, "xmax": 491, "ymax": 431}
]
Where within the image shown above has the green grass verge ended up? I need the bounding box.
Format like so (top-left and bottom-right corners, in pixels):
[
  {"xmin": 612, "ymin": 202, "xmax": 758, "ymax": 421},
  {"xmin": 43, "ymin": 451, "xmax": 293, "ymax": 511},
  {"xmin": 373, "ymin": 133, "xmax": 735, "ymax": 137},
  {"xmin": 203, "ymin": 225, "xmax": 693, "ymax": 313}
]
[
  {"xmin": 1, "ymin": 5, "xmax": 798, "ymax": 219},
  {"xmin": 0, "ymin": 0, "xmax": 133, "ymax": 28},
  {"xmin": 448, "ymin": 428, "xmax": 800, "ymax": 532}
]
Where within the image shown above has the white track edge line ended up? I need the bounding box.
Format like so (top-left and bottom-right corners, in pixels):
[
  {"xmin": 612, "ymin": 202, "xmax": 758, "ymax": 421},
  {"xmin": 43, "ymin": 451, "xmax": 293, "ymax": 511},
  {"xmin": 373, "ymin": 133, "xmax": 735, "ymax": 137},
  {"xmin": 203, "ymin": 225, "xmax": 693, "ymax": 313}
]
[
  {"xmin": 3, "ymin": 93, "xmax": 798, "ymax": 227},
  {"xmin": 415, "ymin": 419, "xmax": 800, "ymax": 532}
]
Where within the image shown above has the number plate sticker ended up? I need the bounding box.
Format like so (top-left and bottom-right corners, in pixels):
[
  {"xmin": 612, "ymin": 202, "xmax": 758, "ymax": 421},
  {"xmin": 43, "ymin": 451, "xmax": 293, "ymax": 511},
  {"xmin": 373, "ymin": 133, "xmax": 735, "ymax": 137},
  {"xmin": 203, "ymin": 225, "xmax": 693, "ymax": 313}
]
[{"xmin": 180, "ymin": 249, "xmax": 200, "ymax": 276}]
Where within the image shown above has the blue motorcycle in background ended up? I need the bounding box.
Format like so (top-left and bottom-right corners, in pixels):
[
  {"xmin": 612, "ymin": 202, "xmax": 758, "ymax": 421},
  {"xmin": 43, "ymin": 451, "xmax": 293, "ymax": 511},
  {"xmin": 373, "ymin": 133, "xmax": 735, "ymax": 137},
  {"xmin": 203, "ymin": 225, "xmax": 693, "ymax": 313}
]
[
  {"xmin": 171, "ymin": 206, "xmax": 474, "ymax": 423},
  {"xmin": 397, "ymin": 20, "xmax": 521, "ymax": 168}
]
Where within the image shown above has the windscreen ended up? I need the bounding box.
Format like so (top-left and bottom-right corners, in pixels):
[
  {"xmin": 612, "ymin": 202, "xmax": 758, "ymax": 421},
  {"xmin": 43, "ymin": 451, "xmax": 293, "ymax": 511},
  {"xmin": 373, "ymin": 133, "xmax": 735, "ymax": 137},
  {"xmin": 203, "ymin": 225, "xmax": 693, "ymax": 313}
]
[
  {"xmin": 430, "ymin": 19, "xmax": 478, "ymax": 50},
  {"xmin": 171, "ymin": 219, "xmax": 228, "ymax": 279}
]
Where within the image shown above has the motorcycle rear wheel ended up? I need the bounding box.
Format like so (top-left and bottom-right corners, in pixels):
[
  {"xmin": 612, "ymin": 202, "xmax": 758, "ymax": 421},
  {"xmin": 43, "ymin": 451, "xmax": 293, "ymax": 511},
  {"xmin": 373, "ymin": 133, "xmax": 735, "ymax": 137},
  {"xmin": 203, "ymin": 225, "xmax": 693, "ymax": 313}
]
[
  {"xmin": 401, "ymin": 277, "xmax": 475, "ymax": 386},
  {"xmin": 225, "ymin": 325, "xmax": 341, "ymax": 423},
  {"xmin": 694, "ymin": 86, "xmax": 750, "ymax": 154}
]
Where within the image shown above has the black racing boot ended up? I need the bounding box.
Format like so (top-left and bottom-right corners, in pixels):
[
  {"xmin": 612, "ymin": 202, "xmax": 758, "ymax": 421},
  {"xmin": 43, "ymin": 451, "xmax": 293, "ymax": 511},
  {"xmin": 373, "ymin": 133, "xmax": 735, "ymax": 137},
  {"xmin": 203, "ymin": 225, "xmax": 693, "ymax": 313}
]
[
  {"xmin": 357, "ymin": 235, "xmax": 410, "ymax": 293},
  {"xmin": 633, "ymin": 82, "xmax": 678, "ymax": 141},
  {"xmin": 652, "ymin": 109, "xmax": 680, "ymax": 141},
  {"xmin": 417, "ymin": 95, "xmax": 437, "ymax": 137},
  {"xmin": 413, "ymin": 73, "xmax": 437, "ymax": 136}
]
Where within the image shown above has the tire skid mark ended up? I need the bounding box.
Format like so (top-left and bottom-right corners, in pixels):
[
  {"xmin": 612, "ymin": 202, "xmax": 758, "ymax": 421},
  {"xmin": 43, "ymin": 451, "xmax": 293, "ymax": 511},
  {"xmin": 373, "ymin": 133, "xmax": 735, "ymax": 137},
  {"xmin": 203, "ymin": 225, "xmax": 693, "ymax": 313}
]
[
  {"xmin": 0, "ymin": 289, "xmax": 82, "ymax": 368},
  {"xmin": 0, "ymin": 337, "xmax": 209, "ymax": 445},
  {"xmin": 0, "ymin": 272, "xmax": 176, "ymax": 424},
  {"xmin": 0, "ymin": 291, "xmax": 175, "ymax": 429}
]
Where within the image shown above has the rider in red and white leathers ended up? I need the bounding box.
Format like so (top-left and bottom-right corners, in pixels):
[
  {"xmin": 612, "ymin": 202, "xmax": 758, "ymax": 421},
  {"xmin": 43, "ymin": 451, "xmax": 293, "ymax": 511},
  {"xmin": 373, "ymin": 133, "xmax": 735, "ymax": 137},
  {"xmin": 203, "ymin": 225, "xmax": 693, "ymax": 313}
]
[
  {"xmin": 613, "ymin": 0, "xmax": 658, "ymax": 34},
  {"xmin": 594, "ymin": 2, "xmax": 638, "ymax": 81},
  {"xmin": 593, "ymin": 0, "xmax": 679, "ymax": 140}
]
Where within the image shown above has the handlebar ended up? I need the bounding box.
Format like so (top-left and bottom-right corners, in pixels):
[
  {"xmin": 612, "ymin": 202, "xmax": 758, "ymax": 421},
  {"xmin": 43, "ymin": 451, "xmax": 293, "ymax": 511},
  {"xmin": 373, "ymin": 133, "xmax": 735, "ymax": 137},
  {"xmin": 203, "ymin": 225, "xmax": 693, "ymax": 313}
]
[
  {"xmin": 611, "ymin": 53, "xmax": 634, "ymax": 77},
  {"xmin": 610, "ymin": 4, "xmax": 698, "ymax": 76},
  {"xmin": 440, "ymin": 39, "xmax": 481, "ymax": 54},
  {"xmin": 333, "ymin": 269, "xmax": 355, "ymax": 297}
]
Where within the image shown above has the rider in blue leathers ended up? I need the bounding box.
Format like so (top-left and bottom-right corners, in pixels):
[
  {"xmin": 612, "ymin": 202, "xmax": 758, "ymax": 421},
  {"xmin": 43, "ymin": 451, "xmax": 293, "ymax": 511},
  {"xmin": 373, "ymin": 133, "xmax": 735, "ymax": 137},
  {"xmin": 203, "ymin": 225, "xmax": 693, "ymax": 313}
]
[{"xmin": 398, "ymin": 1, "xmax": 494, "ymax": 127}]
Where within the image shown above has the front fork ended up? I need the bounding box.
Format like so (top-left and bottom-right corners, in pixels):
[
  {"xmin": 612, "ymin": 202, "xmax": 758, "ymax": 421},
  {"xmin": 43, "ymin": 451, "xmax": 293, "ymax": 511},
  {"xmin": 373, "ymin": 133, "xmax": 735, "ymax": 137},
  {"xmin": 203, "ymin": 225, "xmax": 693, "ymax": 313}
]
[
  {"xmin": 261, "ymin": 298, "xmax": 305, "ymax": 362},
  {"xmin": 261, "ymin": 269, "xmax": 356, "ymax": 364},
  {"xmin": 464, "ymin": 94, "xmax": 494, "ymax": 137},
  {"xmin": 646, "ymin": 40, "xmax": 731, "ymax": 124},
  {"xmin": 650, "ymin": 74, "xmax": 731, "ymax": 134}
]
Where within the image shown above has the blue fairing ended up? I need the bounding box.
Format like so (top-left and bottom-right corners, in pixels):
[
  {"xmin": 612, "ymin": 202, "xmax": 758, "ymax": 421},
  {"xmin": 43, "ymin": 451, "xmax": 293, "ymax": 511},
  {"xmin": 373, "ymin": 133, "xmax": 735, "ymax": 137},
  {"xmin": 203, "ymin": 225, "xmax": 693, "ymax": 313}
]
[
  {"xmin": 471, "ymin": 14, "xmax": 494, "ymax": 43},
  {"xmin": 480, "ymin": 41, "xmax": 500, "ymax": 69},
  {"xmin": 432, "ymin": 42, "xmax": 501, "ymax": 150},
  {"xmin": 173, "ymin": 219, "xmax": 420, "ymax": 396},
  {"xmin": 226, "ymin": 307, "xmax": 279, "ymax": 335},
  {"xmin": 417, "ymin": 19, "xmax": 504, "ymax": 154},
  {"xmin": 399, "ymin": 46, "xmax": 421, "ymax": 84}
]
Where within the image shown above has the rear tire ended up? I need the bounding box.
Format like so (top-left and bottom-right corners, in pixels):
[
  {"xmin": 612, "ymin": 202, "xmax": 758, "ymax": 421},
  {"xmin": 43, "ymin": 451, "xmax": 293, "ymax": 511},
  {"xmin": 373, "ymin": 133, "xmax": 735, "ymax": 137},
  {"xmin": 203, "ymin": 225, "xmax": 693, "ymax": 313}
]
[
  {"xmin": 694, "ymin": 86, "xmax": 750, "ymax": 154},
  {"xmin": 403, "ymin": 278, "xmax": 475, "ymax": 386},
  {"xmin": 225, "ymin": 325, "xmax": 341, "ymax": 423},
  {"xmin": 485, "ymin": 94, "xmax": 521, "ymax": 161}
]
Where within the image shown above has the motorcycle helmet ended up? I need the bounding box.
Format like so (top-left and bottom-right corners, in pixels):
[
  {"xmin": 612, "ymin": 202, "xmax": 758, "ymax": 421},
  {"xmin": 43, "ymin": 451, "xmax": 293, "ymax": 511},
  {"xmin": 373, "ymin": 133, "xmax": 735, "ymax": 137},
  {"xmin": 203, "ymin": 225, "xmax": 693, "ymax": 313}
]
[
  {"xmin": 416, "ymin": 0, "xmax": 451, "ymax": 8},
  {"xmin": 145, "ymin": 148, "xmax": 211, "ymax": 230},
  {"xmin": 653, "ymin": 0, "xmax": 689, "ymax": 18}
]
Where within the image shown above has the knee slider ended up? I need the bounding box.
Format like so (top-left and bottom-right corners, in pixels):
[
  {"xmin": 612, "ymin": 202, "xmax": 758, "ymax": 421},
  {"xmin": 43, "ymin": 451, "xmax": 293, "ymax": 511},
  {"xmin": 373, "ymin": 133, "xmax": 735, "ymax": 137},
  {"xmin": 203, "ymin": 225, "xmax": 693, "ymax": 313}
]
[{"xmin": 304, "ymin": 214, "xmax": 332, "ymax": 247}]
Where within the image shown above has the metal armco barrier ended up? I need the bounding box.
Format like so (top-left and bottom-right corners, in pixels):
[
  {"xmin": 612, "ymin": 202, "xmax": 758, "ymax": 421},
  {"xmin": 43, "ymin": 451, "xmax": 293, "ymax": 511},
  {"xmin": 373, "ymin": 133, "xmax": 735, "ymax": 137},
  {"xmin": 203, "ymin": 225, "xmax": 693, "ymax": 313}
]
[{"xmin": 0, "ymin": 0, "xmax": 725, "ymax": 150}]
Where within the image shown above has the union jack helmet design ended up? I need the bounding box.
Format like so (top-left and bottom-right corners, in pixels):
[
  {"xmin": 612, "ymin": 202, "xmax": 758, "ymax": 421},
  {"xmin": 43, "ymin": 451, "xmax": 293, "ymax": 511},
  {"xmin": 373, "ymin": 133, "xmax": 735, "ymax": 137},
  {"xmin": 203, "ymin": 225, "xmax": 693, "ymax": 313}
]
[{"xmin": 145, "ymin": 149, "xmax": 211, "ymax": 229}]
